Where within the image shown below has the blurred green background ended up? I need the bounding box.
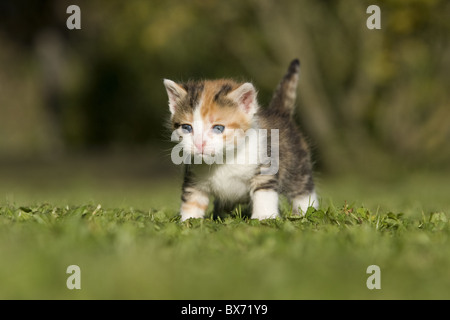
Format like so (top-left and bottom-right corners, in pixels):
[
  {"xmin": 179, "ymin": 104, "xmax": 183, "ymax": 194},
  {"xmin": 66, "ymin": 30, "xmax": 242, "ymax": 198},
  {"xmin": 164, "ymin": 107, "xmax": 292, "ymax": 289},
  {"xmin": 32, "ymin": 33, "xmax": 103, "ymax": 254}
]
[{"xmin": 1, "ymin": 0, "xmax": 449, "ymax": 172}]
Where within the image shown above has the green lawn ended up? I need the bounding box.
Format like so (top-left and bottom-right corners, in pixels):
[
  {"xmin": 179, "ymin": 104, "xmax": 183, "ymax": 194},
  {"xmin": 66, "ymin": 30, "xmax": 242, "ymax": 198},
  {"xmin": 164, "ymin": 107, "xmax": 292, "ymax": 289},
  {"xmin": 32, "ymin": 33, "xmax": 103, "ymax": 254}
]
[{"xmin": 0, "ymin": 156, "xmax": 449, "ymax": 299}]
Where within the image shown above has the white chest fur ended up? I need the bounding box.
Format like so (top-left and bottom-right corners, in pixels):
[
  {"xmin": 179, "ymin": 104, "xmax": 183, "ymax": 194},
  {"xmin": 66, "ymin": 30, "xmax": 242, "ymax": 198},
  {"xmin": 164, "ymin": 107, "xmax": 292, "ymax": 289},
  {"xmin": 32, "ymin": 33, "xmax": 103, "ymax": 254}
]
[{"xmin": 194, "ymin": 163, "xmax": 258, "ymax": 203}]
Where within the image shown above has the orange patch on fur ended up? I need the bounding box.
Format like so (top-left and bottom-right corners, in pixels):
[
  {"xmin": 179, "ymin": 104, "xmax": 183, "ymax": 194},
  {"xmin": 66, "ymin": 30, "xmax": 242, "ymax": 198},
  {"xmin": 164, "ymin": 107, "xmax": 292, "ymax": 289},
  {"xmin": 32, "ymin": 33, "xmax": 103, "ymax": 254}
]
[
  {"xmin": 199, "ymin": 80, "xmax": 252, "ymax": 132},
  {"xmin": 200, "ymin": 80, "xmax": 231, "ymax": 119},
  {"xmin": 175, "ymin": 113, "xmax": 194, "ymax": 125},
  {"xmin": 181, "ymin": 201, "xmax": 208, "ymax": 212}
]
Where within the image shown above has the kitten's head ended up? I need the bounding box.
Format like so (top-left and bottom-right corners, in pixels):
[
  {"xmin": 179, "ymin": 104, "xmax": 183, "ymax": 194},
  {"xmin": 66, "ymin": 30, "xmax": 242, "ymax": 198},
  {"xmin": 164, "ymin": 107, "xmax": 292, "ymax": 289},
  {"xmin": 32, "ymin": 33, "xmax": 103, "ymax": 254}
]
[{"xmin": 164, "ymin": 79, "xmax": 258, "ymax": 160}]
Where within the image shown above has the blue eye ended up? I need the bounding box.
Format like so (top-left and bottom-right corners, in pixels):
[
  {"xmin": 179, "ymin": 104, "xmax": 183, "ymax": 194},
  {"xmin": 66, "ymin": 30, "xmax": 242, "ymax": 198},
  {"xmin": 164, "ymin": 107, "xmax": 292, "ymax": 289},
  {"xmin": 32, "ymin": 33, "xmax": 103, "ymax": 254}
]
[
  {"xmin": 212, "ymin": 125, "xmax": 225, "ymax": 134},
  {"xmin": 181, "ymin": 124, "xmax": 193, "ymax": 133}
]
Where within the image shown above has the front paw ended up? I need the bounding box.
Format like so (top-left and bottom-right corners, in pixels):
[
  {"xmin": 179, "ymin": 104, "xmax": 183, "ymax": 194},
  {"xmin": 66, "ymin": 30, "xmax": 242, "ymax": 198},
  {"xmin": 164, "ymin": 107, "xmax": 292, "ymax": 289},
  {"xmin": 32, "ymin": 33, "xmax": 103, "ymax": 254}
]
[
  {"xmin": 292, "ymin": 191, "xmax": 319, "ymax": 216},
  {"xmin": 251, "ymin": 190, "xmax": 279, "ymax": 220},
  {"xmin": 180, "ymin": 202, "xmax": 207, "ymax": 221},
  {"xmin": 251, "ymin": 210, "xmax": 279, "ymax": 220}
]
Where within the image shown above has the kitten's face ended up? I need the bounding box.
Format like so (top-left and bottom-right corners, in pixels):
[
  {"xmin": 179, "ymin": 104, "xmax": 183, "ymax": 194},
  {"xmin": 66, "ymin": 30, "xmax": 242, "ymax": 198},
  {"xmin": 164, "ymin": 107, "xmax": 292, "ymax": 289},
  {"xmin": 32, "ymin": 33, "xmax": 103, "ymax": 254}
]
[{"xmin": 164, "ymin": 79, "xmax": 258, "ymax": 160}]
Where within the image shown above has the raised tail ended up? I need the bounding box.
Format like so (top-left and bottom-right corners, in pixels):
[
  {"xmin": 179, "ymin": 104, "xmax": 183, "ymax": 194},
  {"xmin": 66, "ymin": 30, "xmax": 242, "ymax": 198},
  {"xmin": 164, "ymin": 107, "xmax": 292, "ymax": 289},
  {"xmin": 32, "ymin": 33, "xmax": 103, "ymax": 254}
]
[{"xmin": 268, "ymin": 59, "xmax": 300, "ymax": 117}]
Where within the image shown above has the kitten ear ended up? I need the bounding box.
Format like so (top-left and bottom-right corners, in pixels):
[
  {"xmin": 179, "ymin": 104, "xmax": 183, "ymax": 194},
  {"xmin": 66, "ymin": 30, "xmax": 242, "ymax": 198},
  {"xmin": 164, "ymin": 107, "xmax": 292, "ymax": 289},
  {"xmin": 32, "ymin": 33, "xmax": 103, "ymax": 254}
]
[
  {"xmin": 163, "ymin": 79, "xmax": 187, "ymax": 114},
  {"xmin": 227, "ymin": 82, "xmax": 258, "ymax": 115}
]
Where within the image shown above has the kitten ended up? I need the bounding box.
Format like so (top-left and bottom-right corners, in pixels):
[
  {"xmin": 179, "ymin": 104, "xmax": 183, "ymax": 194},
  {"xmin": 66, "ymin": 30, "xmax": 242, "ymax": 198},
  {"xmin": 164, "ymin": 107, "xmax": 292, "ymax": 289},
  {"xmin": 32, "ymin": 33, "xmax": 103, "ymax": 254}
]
[{"xmin": 164, "ymin": 59, "xmax": 318, "ymax": 221}]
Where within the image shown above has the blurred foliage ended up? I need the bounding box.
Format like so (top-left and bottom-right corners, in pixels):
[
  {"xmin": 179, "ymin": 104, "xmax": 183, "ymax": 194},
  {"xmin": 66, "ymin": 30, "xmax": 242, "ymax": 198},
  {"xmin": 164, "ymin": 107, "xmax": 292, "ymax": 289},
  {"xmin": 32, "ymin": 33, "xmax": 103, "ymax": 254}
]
[{"xmin": 0, "ymin": 0, "xmax": 449, "ymax": 173}]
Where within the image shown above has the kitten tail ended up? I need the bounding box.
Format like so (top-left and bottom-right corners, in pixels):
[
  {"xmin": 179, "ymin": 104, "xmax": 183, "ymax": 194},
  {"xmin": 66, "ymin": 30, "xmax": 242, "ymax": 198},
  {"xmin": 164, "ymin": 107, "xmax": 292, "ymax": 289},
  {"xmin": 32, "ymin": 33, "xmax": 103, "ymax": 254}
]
[{"xmin": 268, "ymin": 59, "xmax": 300, "ymax": 118}]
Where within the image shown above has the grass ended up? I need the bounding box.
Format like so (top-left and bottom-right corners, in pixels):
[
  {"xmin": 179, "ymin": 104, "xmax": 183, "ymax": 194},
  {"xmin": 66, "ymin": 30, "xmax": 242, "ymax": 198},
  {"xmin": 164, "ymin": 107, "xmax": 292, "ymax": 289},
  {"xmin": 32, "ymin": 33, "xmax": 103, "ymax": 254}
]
[
  {"xmin": 0, "ymin": 155, "xmax": 450, "ymax": 299},
  {"xmin": 1, "ymin": 201, "xmax": 449, "ymax": 299}
]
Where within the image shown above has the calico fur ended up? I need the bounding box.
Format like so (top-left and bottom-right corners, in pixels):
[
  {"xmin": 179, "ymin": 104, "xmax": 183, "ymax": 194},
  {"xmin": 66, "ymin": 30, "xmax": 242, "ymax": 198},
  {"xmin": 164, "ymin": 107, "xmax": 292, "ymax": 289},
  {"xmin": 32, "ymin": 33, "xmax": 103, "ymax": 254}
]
[{"xmin": 164, "ymin": 59, "xmax": 318, "ymax": 221}]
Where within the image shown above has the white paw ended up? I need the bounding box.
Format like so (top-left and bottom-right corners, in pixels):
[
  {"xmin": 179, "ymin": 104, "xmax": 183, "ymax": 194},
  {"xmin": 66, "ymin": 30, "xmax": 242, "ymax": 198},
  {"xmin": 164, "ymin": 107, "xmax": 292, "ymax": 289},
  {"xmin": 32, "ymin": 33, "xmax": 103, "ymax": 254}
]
[
  {"xmin": 179, "ymin": 191, "xmax": 209, "ymax": 221},
  {"xmin": 180, "ymin": 211, "xmax": 204, "ymax": 222},
  {"xmin": 251, "ymin": 211, "xmax": 279, "ymax": 220},
  {"xmin": 251, "ymin": 189, "xmax": 279, "ymax": 220},
  {"xmin": 180, "ymin": 203, "xmax": 207, "ymax": 221},
  {"xmin": 292, "ymin": 191, "xmax": 318, "ymax": 216}
]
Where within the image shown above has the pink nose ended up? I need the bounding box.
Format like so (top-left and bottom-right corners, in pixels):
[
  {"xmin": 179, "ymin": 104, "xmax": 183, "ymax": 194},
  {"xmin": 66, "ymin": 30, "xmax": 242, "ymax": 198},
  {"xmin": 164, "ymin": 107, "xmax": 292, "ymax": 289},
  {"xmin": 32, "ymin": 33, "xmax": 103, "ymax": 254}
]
[{"xmin": 195, "ymin": 141, "xmax": 206, "ymax": 152}]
